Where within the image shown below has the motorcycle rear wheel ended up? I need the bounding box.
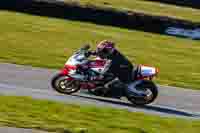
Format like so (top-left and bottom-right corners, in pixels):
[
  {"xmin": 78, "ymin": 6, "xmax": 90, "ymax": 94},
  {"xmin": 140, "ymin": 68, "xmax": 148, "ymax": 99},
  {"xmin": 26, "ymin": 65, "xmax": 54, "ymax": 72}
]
[
  {"xmin": 126, "ymin": 80, "xmax": 158, "ymax": 106},
  {"xmin": 51, "ymin": 73, "xmax": 80, "ymax": 95}
]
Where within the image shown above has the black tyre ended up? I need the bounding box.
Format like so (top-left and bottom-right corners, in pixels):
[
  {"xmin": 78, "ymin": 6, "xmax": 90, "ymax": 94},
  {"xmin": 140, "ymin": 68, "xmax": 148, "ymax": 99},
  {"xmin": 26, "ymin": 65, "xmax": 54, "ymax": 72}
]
[
  {"xmin": 51, "ymin": 73, "xmax": 80, "ymax": 94},
  {"xmin": 126, "ymin": 80, "xmax": 158, "ymax": 106}
]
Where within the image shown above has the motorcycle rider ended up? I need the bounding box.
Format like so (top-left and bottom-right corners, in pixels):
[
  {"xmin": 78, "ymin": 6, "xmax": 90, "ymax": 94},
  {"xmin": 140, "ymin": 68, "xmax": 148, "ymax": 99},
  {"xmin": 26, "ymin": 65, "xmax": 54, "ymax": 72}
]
[{"xmin": 87, "ymin": 40, "xmax": 134, "ymax": 97}]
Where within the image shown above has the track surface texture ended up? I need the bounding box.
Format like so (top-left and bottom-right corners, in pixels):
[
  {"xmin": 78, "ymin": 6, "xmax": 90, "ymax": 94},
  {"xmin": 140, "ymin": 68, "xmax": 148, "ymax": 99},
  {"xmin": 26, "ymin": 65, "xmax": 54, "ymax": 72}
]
[{"xmin": 0, "ymin": 63, "xmax": 200, "ymax": 119}]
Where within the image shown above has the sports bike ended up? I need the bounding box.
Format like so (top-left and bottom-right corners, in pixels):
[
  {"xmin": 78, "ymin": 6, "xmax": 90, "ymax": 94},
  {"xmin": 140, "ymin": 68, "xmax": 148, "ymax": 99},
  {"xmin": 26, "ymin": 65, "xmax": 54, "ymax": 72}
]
[{"xmin": 51, "ymin": 46, "xmax": 159, "ymax": 105}]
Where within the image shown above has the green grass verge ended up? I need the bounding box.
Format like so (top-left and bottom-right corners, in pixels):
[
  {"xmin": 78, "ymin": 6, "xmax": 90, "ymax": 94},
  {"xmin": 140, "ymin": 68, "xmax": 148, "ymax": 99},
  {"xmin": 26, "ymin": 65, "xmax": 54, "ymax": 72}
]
[
  {"xmin": 66, "ymin": 0, "xmax": 200, "ymax": 22},
  {"xmin": 0, "ymin": 95, "xmax": 199, "ymax": 133},
  {"xmin": 0, "ymin": 11, "xmax": 200, "ymax": 89}
]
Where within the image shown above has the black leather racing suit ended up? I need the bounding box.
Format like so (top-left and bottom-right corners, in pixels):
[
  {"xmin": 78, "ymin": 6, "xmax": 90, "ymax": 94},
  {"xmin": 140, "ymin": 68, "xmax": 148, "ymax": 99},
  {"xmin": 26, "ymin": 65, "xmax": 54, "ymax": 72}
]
[
  {"xmin": 90, "ymin": 49, "xmax": 134, "ymax": 97},
  {"xmin": 107, "ymin": 50, "xmax": 133, "ymax": 84},
  {"xmin": 88, "ymin": 49, "xmax": 133, "ymax": 83}
]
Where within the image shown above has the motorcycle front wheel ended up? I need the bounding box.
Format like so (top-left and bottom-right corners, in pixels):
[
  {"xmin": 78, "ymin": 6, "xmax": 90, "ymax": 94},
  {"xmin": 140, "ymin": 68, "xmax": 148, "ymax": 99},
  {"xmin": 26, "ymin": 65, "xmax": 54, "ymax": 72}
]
[
  {"xmin": 51, "ymin": 73, "xmax": 80, "ymax": 95},
  {"xmin": 126, "ymin": 80, "xmax": 158, "ymax": 106}
]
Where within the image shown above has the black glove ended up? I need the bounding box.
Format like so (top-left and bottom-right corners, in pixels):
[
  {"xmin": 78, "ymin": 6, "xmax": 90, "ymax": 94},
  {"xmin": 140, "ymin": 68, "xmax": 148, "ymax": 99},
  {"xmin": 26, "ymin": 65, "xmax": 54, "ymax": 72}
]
[
  {"xmin": 89, "ymin": 51, "xmax": 97, "ymax": 56},
  {"xmin": 85, "ymin": 50, "xmax": 97, "ymax": 57}
]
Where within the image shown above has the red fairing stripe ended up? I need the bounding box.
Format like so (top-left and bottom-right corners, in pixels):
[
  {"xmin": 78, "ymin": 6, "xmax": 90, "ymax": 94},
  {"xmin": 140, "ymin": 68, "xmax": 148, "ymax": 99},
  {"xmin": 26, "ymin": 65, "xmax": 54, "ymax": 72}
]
[
  {"xmin": 136, "ymin": 76, "xmax": 145, "ymax": 80},
  {"xmin": 60, "ymin": 68, "xmax": 74, "ymax": 81},
  {"xmin": 60, "ymin": 65, "xmax": 77, "ymax": 75},
  {"xmin": 65, "ymin": 65, "xmax": 77, "ymax": 70},
  {"xmin": 61, "ymin": 68, "xmax": 69, "ymax": 75}
]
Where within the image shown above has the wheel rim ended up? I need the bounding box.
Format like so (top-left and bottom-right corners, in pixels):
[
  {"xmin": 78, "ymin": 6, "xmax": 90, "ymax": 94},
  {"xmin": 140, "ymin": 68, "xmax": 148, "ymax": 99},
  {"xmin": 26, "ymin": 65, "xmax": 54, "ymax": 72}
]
[
  {"xmin": 56, "ymin": 78, "xmax": 78, "ymax": 93},
  {"xmin": 132, "ymin": 86, "xmax": 154, "ymax": 104},
  {"xmin": 143, "ymin": 88, "xmax": 153, "ymax": 101}
]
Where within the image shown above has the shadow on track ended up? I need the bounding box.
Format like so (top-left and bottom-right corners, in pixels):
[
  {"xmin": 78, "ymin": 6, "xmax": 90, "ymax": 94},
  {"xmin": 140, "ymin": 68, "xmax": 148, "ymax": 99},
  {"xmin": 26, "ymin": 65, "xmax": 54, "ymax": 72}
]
[{"xmin": 73, "ymin": 93, "xmax": 198, "ymax": 118}]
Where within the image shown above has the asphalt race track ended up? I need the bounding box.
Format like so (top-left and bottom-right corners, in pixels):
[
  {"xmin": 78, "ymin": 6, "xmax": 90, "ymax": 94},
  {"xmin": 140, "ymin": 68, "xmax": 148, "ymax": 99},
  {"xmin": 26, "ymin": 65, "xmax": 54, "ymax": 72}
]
[{"xmin": 0, "ymin": 63, "xmax": 200, "ymax": 119}]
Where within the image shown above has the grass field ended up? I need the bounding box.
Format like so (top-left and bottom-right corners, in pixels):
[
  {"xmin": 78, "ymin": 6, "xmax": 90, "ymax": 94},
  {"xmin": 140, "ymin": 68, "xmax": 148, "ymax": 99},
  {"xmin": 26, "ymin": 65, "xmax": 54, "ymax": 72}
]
[
  {"xmin": 0, "ymin": 95, "xmax": 199, "ymax": 133},
  {"xmin": 0, "ymin": 10, "xmax": 200, "ymax": 89},
  {"xmin": 67, "ymin": 0, "xmax": 200, "ymax": 22}
]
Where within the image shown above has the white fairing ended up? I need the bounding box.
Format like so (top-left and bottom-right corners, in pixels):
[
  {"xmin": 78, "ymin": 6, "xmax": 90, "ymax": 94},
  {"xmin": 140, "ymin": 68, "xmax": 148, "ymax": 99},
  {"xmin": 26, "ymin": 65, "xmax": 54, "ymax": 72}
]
[
  {"xmin": 140, "ymin": 66, "xmax": 156, "ymax": 77},
  {"xmin": 64, "ymin": 51, "xmax": 108, "ymax": 79},
  {"xmin": 64, "ymin": 53, "xmax": 88, "ymax": 80}
]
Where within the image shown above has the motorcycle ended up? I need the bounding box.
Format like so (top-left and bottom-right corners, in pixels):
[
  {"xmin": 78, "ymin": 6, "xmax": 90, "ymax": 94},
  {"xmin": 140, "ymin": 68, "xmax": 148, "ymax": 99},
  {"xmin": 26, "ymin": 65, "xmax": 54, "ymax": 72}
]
[{"xmin": 51, "ymin": 46, "xmax": 159, "ymax": 105}]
